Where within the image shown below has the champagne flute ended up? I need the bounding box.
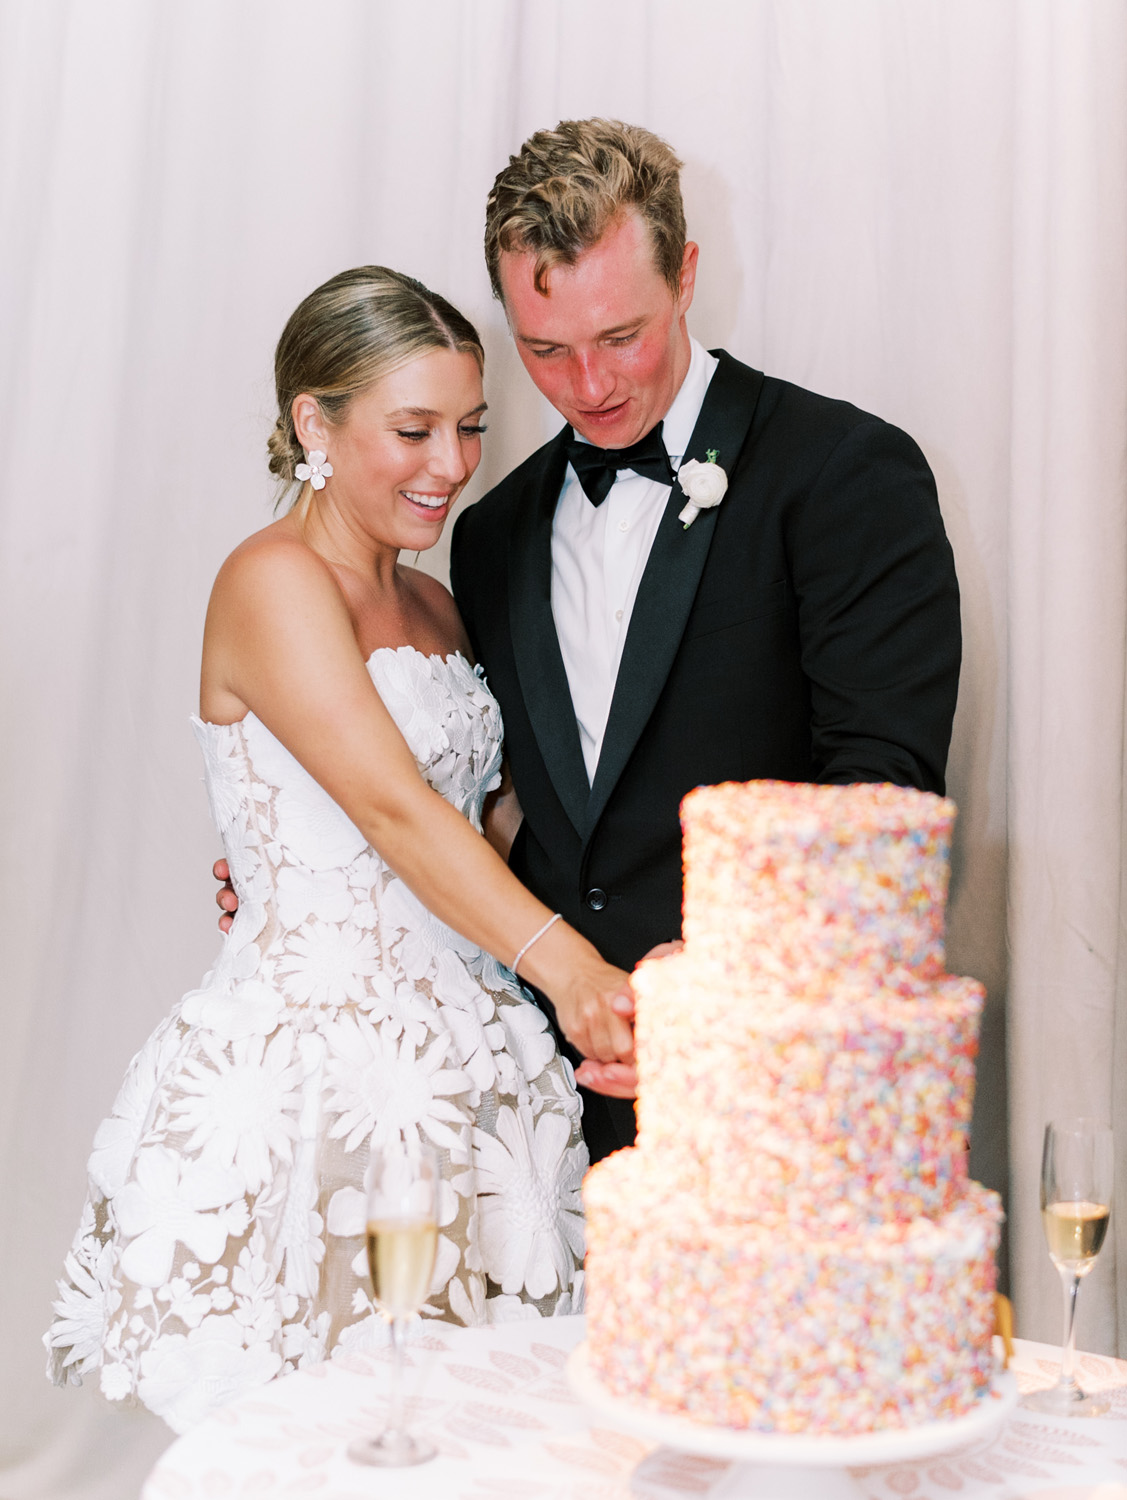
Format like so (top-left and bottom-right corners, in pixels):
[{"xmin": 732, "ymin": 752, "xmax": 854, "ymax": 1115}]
[
  {"xmin": 347, "ymin": 1142, "xmax": 440, "ymax": 1466},
  {"xmin": 1025, "ymin": 1117, "xmax": 1113, "ymax": 1417}
]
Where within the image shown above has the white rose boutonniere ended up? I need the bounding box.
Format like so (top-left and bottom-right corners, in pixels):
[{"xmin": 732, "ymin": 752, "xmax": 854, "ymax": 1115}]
[{"xmin": 677, "ymin": 448, "xmax": 728, "ymax": 529}]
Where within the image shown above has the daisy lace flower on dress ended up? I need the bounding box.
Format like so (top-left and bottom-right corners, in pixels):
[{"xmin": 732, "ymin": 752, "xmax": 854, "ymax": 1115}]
[
  {"xmin": 275, "ymin": 919, "xmax": 381, "ymax": 1009},
  {"xmin": 294, "ymin": 449, "xmax": 332, "ymax": 489},
  {"xmin": 43, "ymin": 1204, "xmax": 117, "ymax": 1378},
  {"xmin": 166, "ymin": 1030, "xmax": 304, "ymax": 1194},
  {"xmin": 323, "ymin": 1017, "xmax": 474, "ymax": 1156},
  {"xmin": 473, "ymin": 1103, "xmax": 586, "ymax": 1299}
]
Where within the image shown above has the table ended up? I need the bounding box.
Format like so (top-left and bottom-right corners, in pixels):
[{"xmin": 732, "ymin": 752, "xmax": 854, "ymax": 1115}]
[{"xmin": 142, "ymin": 1316, "xmax": 1127, "ymax": 1499}]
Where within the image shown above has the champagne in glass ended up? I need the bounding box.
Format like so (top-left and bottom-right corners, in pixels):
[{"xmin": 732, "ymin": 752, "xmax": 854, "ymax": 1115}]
[
  {"xmin": 348, "ymin": 1143, "xmax": 440, "ymax": 1466},
  {"xmin": 367, "ymin": 1218, "xmax": 439, "ymax": 1317},
  {"xmin": 1042, "ymin": 1199, "xmax": 1110, "ymax": 1267},
  {"xmin": 1025, "ymin": 1118, "xmax": 1113, "ymax": 1417}
]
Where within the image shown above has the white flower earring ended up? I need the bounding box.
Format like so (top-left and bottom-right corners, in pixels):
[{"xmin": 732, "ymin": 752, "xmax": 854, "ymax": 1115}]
[{"xmin": 295, "ymin": 449, "xmax": 333, "ymax": 489}]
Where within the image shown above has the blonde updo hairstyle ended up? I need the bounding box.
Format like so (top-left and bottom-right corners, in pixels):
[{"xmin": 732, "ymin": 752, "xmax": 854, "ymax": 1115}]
[{"xmin": 268, "ymin": 266, "xmax": 485, "ymax": 506}]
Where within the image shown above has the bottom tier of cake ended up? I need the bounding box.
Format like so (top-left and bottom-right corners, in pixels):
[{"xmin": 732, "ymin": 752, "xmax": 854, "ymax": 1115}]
[{"xmin": 584, "ymin": 1151, "xmax": 1003, "ymax": 1435}]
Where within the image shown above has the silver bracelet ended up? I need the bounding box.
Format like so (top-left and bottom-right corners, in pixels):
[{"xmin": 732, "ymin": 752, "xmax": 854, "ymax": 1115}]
[{"xmin": 512, "ymin": 912, "xmax": 563, "ymax": 974}]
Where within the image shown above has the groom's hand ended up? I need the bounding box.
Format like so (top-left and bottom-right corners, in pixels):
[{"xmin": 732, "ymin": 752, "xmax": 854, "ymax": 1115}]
[
  {"xmin": 574, "ymin": 1059, "xmax": 638, "ymax": 1098},
  {"xmin": 572, "ymin": 940, "xmax": 682, "ymax": 1099},
  {"xmin": 213, "ymin": 858, "xmax": 237, "ymax": 933},
  {"xmin": 638, "ymin": 940, "xmax": 683, "ymax": 964}
]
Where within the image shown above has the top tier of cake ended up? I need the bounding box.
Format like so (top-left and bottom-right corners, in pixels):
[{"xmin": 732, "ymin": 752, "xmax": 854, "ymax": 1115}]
[{"xmin": 682, "ymin": 780, "xmax": 954, "ymax": 989}]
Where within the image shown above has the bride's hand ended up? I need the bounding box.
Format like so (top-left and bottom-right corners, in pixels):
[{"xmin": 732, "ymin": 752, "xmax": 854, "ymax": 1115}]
[
  {"xmin": 517, "ymin": 930, "xmax": 635, "ymax": 1065},
  {"xmin": 570, "ymin": 941, "xmax": 682, "ymax": 1096},
  {"xmin": 556, "ymin": 966, "xmax": 636, "ymax": 1066}
]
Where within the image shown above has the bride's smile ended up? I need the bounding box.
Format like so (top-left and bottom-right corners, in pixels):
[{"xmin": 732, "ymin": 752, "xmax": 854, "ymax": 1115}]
[{"xmin": 293, "ymin": 345, "xmax": 488, "ymax": 560}]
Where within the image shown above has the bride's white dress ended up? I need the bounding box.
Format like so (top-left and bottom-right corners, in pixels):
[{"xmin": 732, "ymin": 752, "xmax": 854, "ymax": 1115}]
[{"xmin": 45, "ymin": 648, "xmax": 587, "ymax": 1433}]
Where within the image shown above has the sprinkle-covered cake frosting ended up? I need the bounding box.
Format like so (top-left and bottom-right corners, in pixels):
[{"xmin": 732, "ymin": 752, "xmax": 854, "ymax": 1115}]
[
  {"xmin": 682, "ymin": 780, "xmax": 955, "ymax": 986},
  {"xmin": 585, "ymin": 1157, "xmax": 999, "ymax": 1433},
  {"xmin": 633, "ymin": 960, "xmax": 983, "ymax": 1219},
  {"xmin": 583, "ymin": 780, "xmax": 1003, "ymax": 1435}
]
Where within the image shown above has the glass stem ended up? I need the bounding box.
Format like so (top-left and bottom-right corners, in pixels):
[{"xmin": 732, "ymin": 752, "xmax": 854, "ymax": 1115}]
[
  {"xmin": 1058, "ymin": 1267, "xmax": 1082, "ymax": 1393},
  {"xmin": 387, "ymin": 1316, "xmax": 406, "ymax": 1436}
]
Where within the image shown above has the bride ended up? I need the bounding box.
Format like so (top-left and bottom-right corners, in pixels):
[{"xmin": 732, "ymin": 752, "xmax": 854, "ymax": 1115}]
[{"xmin": 44, "ymin": 265, "xmax": 634, "ymax": 1433}]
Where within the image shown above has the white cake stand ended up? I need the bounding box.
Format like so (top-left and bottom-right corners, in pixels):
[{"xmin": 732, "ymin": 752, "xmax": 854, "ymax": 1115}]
[{"xmin": 567, "ymin": 1343, "xmax": 1018, "ymax": 1499}]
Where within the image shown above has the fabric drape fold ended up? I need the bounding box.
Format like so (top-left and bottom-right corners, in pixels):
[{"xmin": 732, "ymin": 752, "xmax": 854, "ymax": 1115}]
[{"xmin": 1005, "ymin": 0, "xmax": 1127, "ymax": 1360}]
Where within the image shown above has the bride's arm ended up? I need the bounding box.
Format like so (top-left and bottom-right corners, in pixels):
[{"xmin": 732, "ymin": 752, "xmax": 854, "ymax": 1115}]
[{"xmin": 204, "ymin": 536, "xmax": 634, "ymax": 1067}]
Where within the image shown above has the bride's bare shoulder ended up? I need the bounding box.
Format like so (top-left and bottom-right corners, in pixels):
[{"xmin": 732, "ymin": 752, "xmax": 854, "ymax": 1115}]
[
  {"xmin": 211, "ymin": 517, "xmax": 335, "ymax": 603},
  {"xmin": 205, "ymin": 521, "xmax": 351, "ymax": 664}
]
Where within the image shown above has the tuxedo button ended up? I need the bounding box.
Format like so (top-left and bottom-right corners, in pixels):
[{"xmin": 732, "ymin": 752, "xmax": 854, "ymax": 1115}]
[{"xmin": 585, "ymin": 887, "xmax": 608, "ymax": 911}]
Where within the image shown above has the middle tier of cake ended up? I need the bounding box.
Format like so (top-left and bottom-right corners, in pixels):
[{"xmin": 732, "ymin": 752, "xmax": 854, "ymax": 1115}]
[{"xmin": 632, "ymin": 954, "xmax": 984, "ymax": 1219}]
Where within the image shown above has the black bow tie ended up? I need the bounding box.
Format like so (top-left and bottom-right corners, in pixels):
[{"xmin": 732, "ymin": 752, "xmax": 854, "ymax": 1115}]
[{"xmin": 565, "ymin": 421, "xmax": 675, "ymax": 507}]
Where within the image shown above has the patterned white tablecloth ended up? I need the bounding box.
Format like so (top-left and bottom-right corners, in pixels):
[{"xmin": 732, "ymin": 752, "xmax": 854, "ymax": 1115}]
[{"xmin": 141, "ymin": 1315, "xmax": 1127, "ymax": 1500}]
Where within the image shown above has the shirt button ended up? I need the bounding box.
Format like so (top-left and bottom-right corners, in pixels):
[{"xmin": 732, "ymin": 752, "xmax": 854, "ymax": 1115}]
[
  {"xmin": 618, "ymin": 519, "xmax": 629, "ymax": 532},
  {"xmin": 585, "ymin": 888, "xmax": 608, "ymax": 911},
  {"xmin": 614, "ymin": 609, "xmax": 623, "ymax": 621}
]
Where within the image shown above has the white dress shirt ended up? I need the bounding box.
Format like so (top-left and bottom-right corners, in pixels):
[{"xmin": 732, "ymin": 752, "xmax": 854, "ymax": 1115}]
[{"xmin": 551, "ymin": 337, "xmax": 719, "ymax": 783}]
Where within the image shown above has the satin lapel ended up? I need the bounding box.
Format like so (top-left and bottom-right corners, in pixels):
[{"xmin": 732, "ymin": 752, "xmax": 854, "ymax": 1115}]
[
  {"xmin": 585, "ymin": 353, "xmax": 766, "ymax": 837},
  {"xmin": 507, "ymin": 431, "xmax": 591, "ymax": 836}
]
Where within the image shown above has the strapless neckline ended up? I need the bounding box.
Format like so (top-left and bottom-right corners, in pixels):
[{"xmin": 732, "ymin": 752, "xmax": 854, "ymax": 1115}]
[
  {"xmin": 364, "ymin": 644, "xmax": 470, "ymax": 669},
  {"xmin": 196, "ymin": 644, "xmax": 475, "ymax": 731}
]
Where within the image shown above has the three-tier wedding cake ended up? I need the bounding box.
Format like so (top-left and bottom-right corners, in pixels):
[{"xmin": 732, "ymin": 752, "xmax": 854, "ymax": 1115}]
[{"xmin": 583, "ymin": 780, "xmax": 1002, "ymax": 1434}]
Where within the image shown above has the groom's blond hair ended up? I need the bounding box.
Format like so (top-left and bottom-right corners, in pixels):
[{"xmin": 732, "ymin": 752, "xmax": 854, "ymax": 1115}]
[{"xmin": 485, "ymin": 119, "xmax": 686, "ymax": 301}]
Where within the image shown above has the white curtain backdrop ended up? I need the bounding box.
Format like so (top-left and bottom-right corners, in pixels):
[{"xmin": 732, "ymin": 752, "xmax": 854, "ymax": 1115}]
[{"xmin": 1, "ymin": 1, "xmax": 1124, "ymax": 1495}]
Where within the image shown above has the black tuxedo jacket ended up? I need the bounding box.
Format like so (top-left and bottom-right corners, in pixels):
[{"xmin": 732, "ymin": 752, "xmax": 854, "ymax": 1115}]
[{"xmin": 450, "ymin": 351, "xmax": 960, "ymax": 1152}]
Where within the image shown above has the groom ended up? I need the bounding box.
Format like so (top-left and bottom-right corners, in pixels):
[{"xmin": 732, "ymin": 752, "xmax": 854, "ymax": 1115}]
[{"xmin": 448, "ymin": 119, "xmax": 961, "ymax": 1163}]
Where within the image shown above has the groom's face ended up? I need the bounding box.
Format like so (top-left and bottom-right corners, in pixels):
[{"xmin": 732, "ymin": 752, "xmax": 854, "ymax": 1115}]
[{"xmin": 498, "ymin": 210, "xmax": 697, "ymax": 449}]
